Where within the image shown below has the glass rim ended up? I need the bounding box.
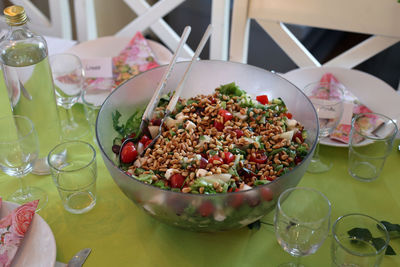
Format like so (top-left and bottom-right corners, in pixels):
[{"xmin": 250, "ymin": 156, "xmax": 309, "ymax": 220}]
[
  {"xmin": 304, "ymin": 81, "xmax": 346, "ymax": 93},
  {"xmin": 277, "ymin": 186, "xmax": 332, "ymax": 225},
  {"xmin": 47, "ymin": 140, "xmax": 96, "ymax": 173},
  {"xmin": 332, "ymin": 213, "xmax": 390, "ymax": 257},
  {"xmin": 351, "ymin": 112, "xmax": 398, "ymax": 141},
  {"xmin": 0, "ymin": 115, "xmax": 35, "ymax": 144},
  {"xmin": 303, "ymin": 81, "xmax": 345, "ymax": 105},
  {"xmin": 81, "ymin": 90, "xmax": 103, "ymax": 108}
]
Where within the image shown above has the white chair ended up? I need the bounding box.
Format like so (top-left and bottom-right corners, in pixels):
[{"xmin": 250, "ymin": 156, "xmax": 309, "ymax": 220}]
[
  {"xmin": 0, "ymin": 0, "xmax": 73, "ymax": 40},
  {"xmin": 74, "ymin": 0, "xmax": 231, "ymax": 60},
  {"xmin": 229, "ymin": 0, "xmax": 400, "ymax": 69}
]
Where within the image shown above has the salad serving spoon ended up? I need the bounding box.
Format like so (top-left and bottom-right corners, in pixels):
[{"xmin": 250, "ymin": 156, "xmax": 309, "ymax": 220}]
[{"xmin": 118, "ymin": 24, "xmax": 213, "ymax": 165}]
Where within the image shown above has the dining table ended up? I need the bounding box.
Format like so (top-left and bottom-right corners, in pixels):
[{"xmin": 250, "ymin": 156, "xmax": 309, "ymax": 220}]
[{"xmin": 0, "ymin": 60, "xmax": 400, "ymax": 266}]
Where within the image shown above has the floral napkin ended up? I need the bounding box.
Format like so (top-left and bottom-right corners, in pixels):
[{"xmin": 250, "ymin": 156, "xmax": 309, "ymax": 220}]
[
  {"xmin": 0, "ymin": 199, "xmax": 38, "ymax": 267},
  {"xmin": 85, "ymin": 31, "xmax": 160, "ymax": 93},
  {"xmin": 323, "ymin": 73, "xmax": 382, "ymax": 144}
]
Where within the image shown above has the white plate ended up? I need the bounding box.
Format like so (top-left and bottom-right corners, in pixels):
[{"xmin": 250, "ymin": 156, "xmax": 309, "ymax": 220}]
[
  {"xmin": 66, "ymin": 36, "xmax": 173, "ymax": 65},
  {"xmin": 281, "ymin": 67, "xmax": 400, "ymax": 147},
  {"xmin": 0, "ymin": 201, "xmax": 56, "ymax": 267}
]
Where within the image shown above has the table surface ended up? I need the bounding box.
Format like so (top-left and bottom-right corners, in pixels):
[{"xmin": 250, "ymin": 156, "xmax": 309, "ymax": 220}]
[{"xmin": 1, "ymin": 71, "xmax": 400, "ymax": 267}]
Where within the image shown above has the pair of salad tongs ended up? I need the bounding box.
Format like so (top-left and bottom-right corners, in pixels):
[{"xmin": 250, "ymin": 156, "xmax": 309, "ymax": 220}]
[{"xmin": 119, "ymin": 24, "xmax": 213, "ymax": 164}]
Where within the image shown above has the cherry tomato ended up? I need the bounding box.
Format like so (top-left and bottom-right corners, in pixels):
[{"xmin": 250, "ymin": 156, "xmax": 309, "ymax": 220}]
[
  {"xmin": 266, "ymin": 176, "xmax": 275, "ymax": 181},
  {"xmin": 139, "ymin": 135, "xmax": 151, "ymax": 145},
  {"xmin": 223, "ymin": 152, "xmax": 235, "ymax": 164},
  {"xmin": 199, "ymin": 157, "xmax": 208, "ymax": 169},
  {"xmin": 144, "ymin": 139, "xmax": 153, "ymax": 148},
  {"xmin": 214, "ymin": 120, "xmax": 224, "ymax": 131},
  {"xmin": 250, "ymin": 151, "xmax": 268, "ymax": 164},
  {"xmin": 198, "ymin": 201, "xmax": 214, "ymax": 217},
  {"xmin": 170, "ymin": 174, "xmax": 185, "ymax": 188},
  {"xmin": 209, "ymin": 155, "xmax": 224, "ymax": 165},
  {"xmin": 233, "ymin": 129, "xmax": 244, "ymax": 138},
  {"xmin": 208, "ymin": 96, "xmax": 216, "ymax": 104},
  {"xmin": 120, "ymin": 142, "xmax": 138, "ymax": 163},
  {"xmin": 256, "ymin": 95, "xmax": 269, "ymax": 105},
  {"xmin": 284, "ymin": 112, "xmax": 293, "ymax": 119},
  {"xmin": 218, "ymin": 109, "xmax": 233, "ymax": 122},
  {"xmin": 260, "ymin": 187, "xmax": 273, "ymax": 202},
  {"xmin": 292, "ymin": 130, "xmax": 304, "ymax": 143},
  {"xmin": 227, "ymin": 193, "xmax": 244, "ymax": 208}
]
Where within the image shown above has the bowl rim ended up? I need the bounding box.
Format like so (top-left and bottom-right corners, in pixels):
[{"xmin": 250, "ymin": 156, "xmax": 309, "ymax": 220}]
[{"xmin": 95, "ymin": 59, "xmax": 320, "ymax": 197}]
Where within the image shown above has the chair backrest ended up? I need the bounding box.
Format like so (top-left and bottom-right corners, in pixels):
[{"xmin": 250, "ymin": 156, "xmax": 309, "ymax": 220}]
[
  {"xmin": 229, "ymin": 0, "xmax": 400, "ymax": 68},
  {"xmin": 74, "ymin": 0, "xmax": 231, "ymax": 60},
  {"xmin": 0, "ymin": 0, "xmax": 72, "ymax": 40}
]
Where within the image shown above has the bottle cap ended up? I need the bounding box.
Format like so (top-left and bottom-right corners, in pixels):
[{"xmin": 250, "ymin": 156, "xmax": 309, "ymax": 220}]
[{"xmin": 4, "ymin": 5, "xmax": 27, "ymax": 26}]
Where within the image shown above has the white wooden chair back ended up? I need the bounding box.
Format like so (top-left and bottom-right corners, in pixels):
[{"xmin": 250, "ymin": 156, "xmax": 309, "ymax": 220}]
[
  {"xmin": 0, "ymin": 0, "xmax": 72, "ymax": 40},
  {"xmin": 230, "ymin": 0, "xmax": 400, "ymax": 68},
  {"xmin": 74, "ymin": 0, "xmax": 231, "ymax": 60}
]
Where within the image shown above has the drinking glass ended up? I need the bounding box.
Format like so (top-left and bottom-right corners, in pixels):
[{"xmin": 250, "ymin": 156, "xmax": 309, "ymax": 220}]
[
  {"xmin": 82, "ymin": 88, "xmax": 110, "ymax": 144},
  {"xmin": 274, "ymin": 187, "xmax": 331, "ymax": 266},
  {"xmin": 331, "ymin": 214, "xmax": 389, "ymax": 267},
  {"xmin": 348, "ymin": 112, "xmax": 398, "ymax": 182},
  {"xmin": 0, "ymin": 115, "xmax": 47, "ymax": 211},
  {"xmin": 50, "ymin": 53, "xmax": 85, "ymax": 140},
  {"xmin": 47, "ymin": 140, "xmax": 97, "ymax": 214},
  {"xmin": 304, "ymin": 81, "xmax": 344, "ymax": 173}
]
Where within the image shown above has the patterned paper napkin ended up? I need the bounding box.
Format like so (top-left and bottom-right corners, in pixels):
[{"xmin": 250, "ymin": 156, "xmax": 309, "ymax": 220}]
[
  {"xmin": 0, "ymin": 199, "xmax": 38, "ymax": 267},
  {"xmin": 85, "ymin": 31, "xmax": 160, "ymax": 93},
  {"xmin": 323, "ymin": 73, "xmax": 383, "ymax": 144}
]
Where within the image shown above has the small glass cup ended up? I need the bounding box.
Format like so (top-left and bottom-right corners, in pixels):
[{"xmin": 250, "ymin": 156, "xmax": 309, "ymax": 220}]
[
  {"xmin": 348, "ymin": 112, "xmax": 398, "ymax": 182},
  {"xmin": 331, "ymin": 213, "xmax": 390, "ymax": 267},
  {"xmin": 47, "ymin": 141, "xmax": 97, "ymax": 214}
]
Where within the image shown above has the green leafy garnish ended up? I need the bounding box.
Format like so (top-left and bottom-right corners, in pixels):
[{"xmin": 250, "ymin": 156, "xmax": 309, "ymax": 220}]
[
  {"xmin": 219, "ymin": 82, "xmax": 245, "ymax": 96},
  {"xmin": 112, "ymin": 109, "xmax": 144, "ymax": 138}
]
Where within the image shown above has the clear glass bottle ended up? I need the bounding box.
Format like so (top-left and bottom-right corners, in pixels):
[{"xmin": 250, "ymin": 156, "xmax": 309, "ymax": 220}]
[{"xmin": 0, "ymin": 5, "xmax": 62, "ymax": 175}]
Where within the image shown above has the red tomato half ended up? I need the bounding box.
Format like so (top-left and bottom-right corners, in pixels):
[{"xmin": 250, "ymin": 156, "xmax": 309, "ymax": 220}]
[
  {"xmin": 214, "ymin": 120, "xmax": 224, "ymax": 131},
  {"xmin": 209, "ymin": 155, "xmax": 224, "ymax": 165},
  {"xmin": 139, "ymin": 135, "xmax": 151, "ymax": 145},
  {"xmin": 198, "ymin": 201, "xmax": 214, "ymax": 217},
  {"xmin": 144, "ymin": 139, "xmax": 153, "ymax": 149},
  {"xmin": 250, "ymin": 151, "xmax": 268, "ymax": 164},
  {"xmin": 256, "ymin": 95, "xmax": 269, "ymax": 105},
  {"xmin": 223, "ymin": 152, "xmax": 235, "ymax": 164},
  {"xmin": 292, "ymin": 131, "xmax": 304, "ymax": 143},
  {"xmin": 218, "ymin": 109, "xmax": 233, "ymax": 122},
  {"xmin": 260, "ymin": 187, "xmax": 274, "ymax": 202},
  {"xmin": 233, "ymin": 129, "xmax": 244, "ymax": 138},
  {"xmin": 120, "ymin": 142, "xmax": 138, "ymax": 163},
  {"xmin": 284, "ymin": 112, "xmax": 293, "ymax": 119},
  {"xmin": 170, "ymin": 174, "xmax": 185, "ymax": 188}
]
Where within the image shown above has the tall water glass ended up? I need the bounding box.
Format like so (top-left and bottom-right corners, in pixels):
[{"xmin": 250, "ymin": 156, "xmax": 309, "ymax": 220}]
[
  {"xmin": 274, "ymin": 187, "xmax": 331, "ymax": 266},
  {"xmin": 49, "ymin": 53, "xmax": 86, "ymax": 140},
  {"xmin": 0, "ymin": 115, "xmax": 47, "ymax": 211},
  {"xmin": 304, "ymin": 82, "xmax": 344, "ymax": 173}
]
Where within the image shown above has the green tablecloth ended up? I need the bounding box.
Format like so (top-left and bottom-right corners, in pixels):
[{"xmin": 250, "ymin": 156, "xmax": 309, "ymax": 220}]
[{"xmin": 0, "ymin": 77, "xmax": 399, "ymax": 267}]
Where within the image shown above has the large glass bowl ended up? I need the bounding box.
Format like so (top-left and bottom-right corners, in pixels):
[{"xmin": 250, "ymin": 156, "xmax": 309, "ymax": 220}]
[{"xmin": 96, "ymin": 60, "xmax": 319, "ymax": 231}]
